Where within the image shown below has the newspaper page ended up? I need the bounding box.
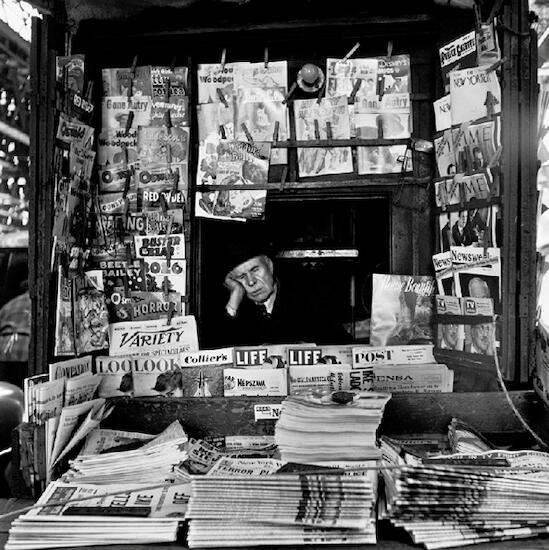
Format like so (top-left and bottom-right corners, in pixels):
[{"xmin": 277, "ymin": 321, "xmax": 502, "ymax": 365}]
[
  {"xmin": 108, "ymin": 315, "xmax": 199, "ymax": 357},
  {"xmin": 64, "ymin": 373, "xmax": 101, "ymax": 406},
  {"xmin": 432, "ymin": 250, "xmax": 454, "ymax": 295},
  {"xmin": 34, "ymin": 378, "xmax": 65, "ymax": 425},
  {"xmin": 326, "ymin": 57, "xmax": 378, "ymax": 98},
  {"xmin": 439, "ymin": 30, "xmax": 477, "ymax": 88},
  {"xmin": 207, "ymin": 457, "xmax": 283, "ymax": 476},
  {"xmin": 370, "ymin": 274, "xmax": 436, "ymax": 346},
  {"xmin": 49, "ymin": 356, "xmax": 92, "ymax": 381},
  {"xmin": 294, "ymin": 96, "xmax": 353, "ymax": 177},
  {"xmin": 81, "ymin": 428, "xmax": 155, "ymax": 455}
]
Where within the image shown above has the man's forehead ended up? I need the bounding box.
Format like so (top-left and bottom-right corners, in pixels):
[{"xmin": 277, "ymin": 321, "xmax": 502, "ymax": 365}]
[{"xmin": 232, "ymin": 255, "xmax": 267, "ymax": 273}]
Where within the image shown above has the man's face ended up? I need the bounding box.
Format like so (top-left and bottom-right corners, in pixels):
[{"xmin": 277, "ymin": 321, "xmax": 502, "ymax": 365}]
[
  {"xmin": 469, "ymin": 278, "xmax": 490, "ymax": 298},
  {"xmin": 231, "ymin": 255, "xmax": 275, "ymax": 304},
  {"xmin": 457, "ymin": 211, "xmax": 468, "ymax": 228},
  {"xmin": 471, "ymin": 323, "xmax": 492, "ymax": 354},
  {"xmin": 443, "ymin": 323, "xmax": 459, "ymax": 349}
]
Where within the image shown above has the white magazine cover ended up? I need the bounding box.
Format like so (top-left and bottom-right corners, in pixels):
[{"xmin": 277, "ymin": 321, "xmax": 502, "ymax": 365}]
[
  {"xmin": 357, "ymin": 144, "xmax": 410, "ymax": 175},
  {"xmin": 354, "ymin": 93, "xmax": 411, "ymax": 139},
  {"xmin": 197, "ymin": 61, "xmax": 241, "ymax": 104},
  {"xmin": 326, "ymin": 57, "xmax": 378, "ymax": 98},
  {"xmin": 96, "ymin": 355, "xmax": 135, "ymax": 397},
  {"xmin": 433, "ymin": 94, "xmax": 452, "ymax": 132},
  {"xmin": 101, "ymin": 95, "xmax": 152, "ymax": 129},
  {"xmin": 434, "ymin": 129, "xmax": 457, "ymax": 177}
]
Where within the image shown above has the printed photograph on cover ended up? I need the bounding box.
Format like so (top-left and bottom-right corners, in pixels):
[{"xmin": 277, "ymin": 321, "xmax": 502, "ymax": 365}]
[
  {"xmin": 197, "ymin": 62, "xmax": 239, "ymax": 104},
  {"xmin": 353, "ymin": 93, "xmax": 411, "ymax": 139},
  {"xmin": 142, "ymin": 257, "xmax": 187, "ymax": 295},
  {"xmin": 97, "ymin": 191, "xmax": 137, "ymax": 216},
  {"xmin": 102, "ymin": 66, "xmax": 153, "ymax": 97},
  {"xmin": 439, "ymin": 212, "xmax": 452, "ymax": 252},
  {"xmin": 128, "ymin": 291, "xmax": 183, "ymax": 321},
  {"xmin": 326, "ymin": 57, "xmax": 378, "ymax": 98},
  {"xmin": 134, "ymin": 234, "xmax": 186, "ymax": 260},
  {"xmin": 101, "ymin": 96, "xmax": 152, "ymax": 130},
  {"xmin": 450, "ymin": 65, "xmax": 501, "ymax": 125},
  {"xmin": 357, "ymin": 145, "xmax": 410, "ymax": 175},
  {"xmin": 449, "ymin": 207, "xmax": 493, "ymax": 247},
  {"xmin": 294, "ymin": 96, "xmax": 353, "ymax": 177},
  {"xmin": 180, "ymin": 365, "xmax": 225, "ymax": 397},
  {"xmin": 433, "ymin": 95, "xmax": 451, "ymax": 132},
  {"xmin": 463, "ymin": 321, "xmax": 496, "ymax": 356},
  {"xmin": 435, "ymin": 177, "xmax": 461, "ymax": 209},
  {"xmin": 195, "ymin": 189, "xmax": 267, "ymax": 221},
  {"xmin": 197, "ymin": 102, "xmax": 235, "ymax": 141},
  {"xmin": 54, "ymin": 266, "xmax": 75, "ymax": 356},
  {"xmin": 451, "ymin": 118, "xmax": 499, "ymax": 173},
  {"xmin": 96, "ymin": 356, "xmax": 134, "ymax": 397},
  {"xmin": 235, "ymin": 61, "xmax": 288, "ymax": 100},
  {"xmin": 434, "ymin": 130, "xmax": 457, "ymax": 177},
  {"xmin": 216, "ymin": 140, "xmax": 271, "ymax": 186},
  {"xmin": 151, "ymin": 66, "xmax": 188, "ymax": 99},
  {"xmin": 370, "ymin": 274, "xmax": 436, "ymax": 346},
  {"xmin": 439, "ymin": 30, "xmax": 477, "ymax": 88},
  {"xmin": 137, "ymin": 126, "xmax": 190, "ymax": 168},
  {"xmin": 132, "ymin": 355, "xmax": 183, "ymax": 397},
  {"xmin": 376, "ymin": 54, "xmax": 411, "ymax": 95},
  {"xmin": 436, "ymin": 270, "xmax": 456, "ymax": 296},
  {"xmin": 436, "ymin": 323, "xmax": 465, "ymax": 351},
  {"xmin": 56, "ymin": 55, "xmax": 85, "ymax": 93}
]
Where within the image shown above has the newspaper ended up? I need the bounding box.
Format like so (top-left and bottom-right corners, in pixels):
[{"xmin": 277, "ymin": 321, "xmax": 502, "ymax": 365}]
[
  {"xmin": 96, "ymin": 355, "xmax": 134, "ymax": 397},
  {"xmin": 224, "ymin": 368, "xmax": 288, "ymax": 396},
  {"xmin": 450, "ymin": 65, "xmax": 501, "ymax": 125},
  {"xmin": 288, "ymin": 364, "xmax": 331, "ymax": 394},
  {"xmin": 102, "ymin": 66, "xmax": 153, "ymax": 96},
  {"xmin": 81, "ymin": 428, "xmax": 155, "ymax": 455},
  {"xmin": 34, "ymin": 378, "xmax": 65, "ymax": 425},
  {"xmin": 370, "ymin": 274, "xmax": 436, "ymax": 346},
  {"xmin": 49, "ymin": 356, "xmax": 92, "ymax": 381},
  {"xmin": 64, "ymin": 373, "xmax": 101, "ymax": 406},
  {"xmin": 373, "ymin": 363, "xmax": 454, "ymax": 393},
  {"xmin": 326, "ymin": 57, "xmax": 378, "ymax": 98},
  {"xmin": 439, "ymin": 30, "xmax": 477, "ymax": 88},
  {"xmin": 294, "ymin": 96, "xmax": 353, "ymax": 177},
  {"xmin": 207, "ymin": 457, "xmax": 283, "ymax": 477},
  {"xmin": 23, "ymin": 373, "xmax": 48, "ymax": 423},
  {"xmin": 433, "ymin": 94, "xmax": 451, "ymax": 132}
]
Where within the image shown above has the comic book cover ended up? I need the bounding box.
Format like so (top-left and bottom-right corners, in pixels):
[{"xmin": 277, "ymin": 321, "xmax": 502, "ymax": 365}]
[
  {"xmin": 56, "ymin": 113, "xmax": 94, "ymax": 148},
  {"xmin": 433, "ymin": 95, "xmax": 452, "ymax": 132},
  {"xmin": 439, "ymin": 31, "xmax": 477, "ymax": 88},
  {"xmin": 101, "ymin": 95, "xmax": 152, "ymax": 130},
  {"xmin": 97, "ymin": 191, "xmax": 138, "ymax": 215},
  {"xmin": 451, "ymin": 118, "xmax": 499, "ymax": 173},
  {"xmin": 69, "ymin": 143, "xmax": 95, "ymax": 181},
  {"xmin": 197, "ymin": 102, "xmax": 235, "ymax": 141},
  {"xmin": 142, "ymin": 209, "xmax": 184, "ymax": 235},
  {"xmin": 137, "ymin": 126, "xmax": 189, "ymax": 168},
  {"xmin": 136, "ymin": 163, "xmax": 188, "ymax": 210},
  {"xmin": 54, "ymin": 266, "xmax": 75, "ymax": 356},
  {"xmin": 432, "ymin": 250, "xmax": 454, "ymax": 295},
  {"xmin": 434, "ymin": 129, "xmax": 456, "ymax": 177},
  {"xmin": 450, "ymin": 65, "xmax": 501, "ymax": 125},
  {"xmin": 353, "ymin": 93, "xmax": 411, "ymax": 139},
  {"xmin": 72, "ymin": 270, "xmax": 110, "ymax": 354},
  {"xmin": 96, "ymin": 356, "xmax": 134, "ymax": 397},
  {"xmin": 150, "ymin": 97, "xmax": 189, "ymax": 127},
  {"xmin": 376, "ymin": 54, "xmax": 411, "ymax": 95},
  {"xmin": 56, "ymin": 54, "xmax": 85, "ymax": 93},
  {"xmin": 357, "ymin": 145, "xmax": 410, "ymax": 175},
  {"xmin": 235, "ymin": 61, "xmax": 287, "ymax": 99},
  {"xmin": 294, "ymin": 96, "xmax": 353, "ymax": 177},
  {"xmin": 326, "ymin": 58, "xmax": 378, "ymax": 98},
  {"xmin": 102, "ymin": 66, "xmax": 152, "ymax": 96},
  {"xmin": 134, "ymin": 234, "xmax": 186, "ymax": 259},
  {"xmin": 197, "ymin": 62, "xmax": 240, "ymax": 104},
  {"xmin": 66, "ymin": 90, "xmax": 95, "ymax": 125},
  {"xmin": 195, "ymin": 189, "xmax": 267, "ymax": 221},
  {"xmin": 128, "ymin": 291, "xmax": 183, "ymax": 321},
  {"xmin": 463, "ymin": 321, "xmax": 497, "ymax": 356},
  {"xmin": 196, "ymin": 133, "xmax": 221, "ymax": 185},
  {"xmin": 132, "ymin": 355, "xmax": 183, "ymax": 396},
  {"xmin": 142, "ymin": 257, "xmax": 187, "ymax": 295},
  {"xmin": 370, "ymin": 273, "xmax": 436, "ymax": 346},
  {"xmin": 97, "ymin": 128, "xmax": 139, "ymax": 166},
  {"xmin": 150, "ymin": 66, "xmax": 188, "ymax": 126}
]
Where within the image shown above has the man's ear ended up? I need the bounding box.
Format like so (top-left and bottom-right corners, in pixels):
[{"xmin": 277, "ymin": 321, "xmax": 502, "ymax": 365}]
[{"xmin": 262, "ymin": 255, "xmax": 274, "ymax": 274}]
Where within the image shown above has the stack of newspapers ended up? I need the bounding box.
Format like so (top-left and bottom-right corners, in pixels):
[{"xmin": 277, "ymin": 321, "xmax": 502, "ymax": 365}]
[
  {"xmin": 275, "ymin": 390, "xmax": 392, "ymax": 462},
  {"xmin": 186, "ymin": 472, "xmax": 377, "ymax": 547},
  {"xmin": 383, "ymin": 460, "xmax": 549, "ymax": 549},
  {"xmin": 6, "ymin": 480, "xmax": 187, "ymax": 550}
]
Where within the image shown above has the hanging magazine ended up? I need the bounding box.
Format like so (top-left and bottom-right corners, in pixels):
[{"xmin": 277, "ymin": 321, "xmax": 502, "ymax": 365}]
[
  {"xmin": 451, "ymin": 118, "xmax": 499, "ymax": 173},
  {"xmin": 294, "ymin": 96, "xmax": 353, "ymax": 177},
  {"xmin": 142, "ymin": 257, "xmax": 187, "ymax": 295},
  {"xmin": 102, "ymin": 66, "xmax": 153, "ymax": 96},
  {"xmin": 376, "ymin": 55, "xmax": 411, "ymax": 95},
  {"xmin": 326, "ymin": 57, "xmax": 378, "ymax": 98},
  {"xmin": 54, "ymin": 266, "xmax": 75, "ymax": 356},
  {"xmin": 137, "ymin": 163, "xmax": 188, "ymax": 211},
  {"xmin": 197, "ymin": 102, "xmax": 235, "ymax": 141},
  {"xmin": 434, "ymin": 129, "xmax": 456, "ymax": 177},
  {"xmin": 433, "ymin": 95, "xmax": 451, "ymax": 132},
  {"xmin": 438, "ymin": 30, "xmax": 477, "ymax": 88},
  {"xmin": 197, "ymin": 62, "xmax": 239, "ymax": 104},
  {"xmin": 370, "ymin": 274, "xmax": 436, "ymax": 346},
  {"xmin": 353, "ymin": 93, "xmax": 411, "ymax": 139},
  {"xmin": 138, "ymin": 126, "xmax": 189, "ymax": 169},
  {"xmin": 357, "ymin": 145, "xmax": 410, "ymax": 175},
  {"xmin": 101, "ymin": 95, "xmax": 152, "ymax": 129}
]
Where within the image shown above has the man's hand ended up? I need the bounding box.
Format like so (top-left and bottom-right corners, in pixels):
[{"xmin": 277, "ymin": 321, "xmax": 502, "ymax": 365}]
[{"xmin": 224, "ymin": 273, "xmax": 245, "ymax": 316}]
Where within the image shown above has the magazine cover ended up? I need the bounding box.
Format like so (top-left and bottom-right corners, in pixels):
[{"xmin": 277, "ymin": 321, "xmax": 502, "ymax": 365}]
[
  {"xmin": 234, "ymin": 344, "xmax": 288, "ymax": 368},
  {"xmin": 102, "ymin": 66, "xmax": 153, "ymax": 96},
  {"xmin": 128, "ymin": 291, "xmax": 182, "ymax": 321},
  {"xmin": 97, "ymin": 128, "xmax": 139, "ymax": 166},
  {"xmin": 137, "ymin": 126, "xmax": 189, "ymax": 168},
  {"xmin": 376, "ymin": 54, "xmax": 411, "ymax": 95},
  {"xmin": 216, "ymin": 140, "xmax": 271, "ymax": 185},
  {"xmin": 101, "ymin": 95, "xmax": 152, "ymax": 129},
  {"xmin": 49, "ymin": 356, "xmax": 92, "ymax": 380},
  {"xmin": 150, "ymin": 96, "xmax": 189, "ymax": 127},
  {"xmin": 197, "ymin": 62, "xmax": 239, "ymax": 104},
  {"xmin": 448, "ymin": 207, "xmax": 493, "ymax": 247},
  {"xmin": 435, "ymin": 177, "xmax": 460, "ymax": 209},
  {"xmin": 432, "ymin": 251, "xmax": 454, "ymax": 295},
  {"xmin": 450, "ymin": 65, "xmax": 501, "ymax": 125},
  {"xmin": 353, "ymin": 93, "xmax": 411, "ymax": 139},
  {"xmin": 56, "ymin": 54, "xmax": 85, "ymax": 93},
  {"xmin": 56, "ymin": 113, "xmax": 94, "ymax": 148},
  {"xmin": 151, "ymin": 66, "xmax": 188, "ymax": 99},
  {"xmin": 460, "ymin": 172, "xmax": 492, "ymax": 202},
  {"xmin": 132, "ymin": 355, "xmax": 183, "ymax": 397},
  {"xmin": 434, "ymin": 129, "xmax": 457, "ymax": 177},
  {"xmin": 436, "ymin": 322, "xmax": 465, "ymax": 351},
  {"xmin": 357, "ymin": 145, "xmax": 410, "ymax": 175},
  {"xmin": 370, "ymin": 274, "xmax": 436, "ymax": 346},
  {"xmin": 314, "ymin": 345, "xmax": 354, "ymax": 365},
  {"xmin": 143, "ymin": 209, "xmax": 184, "ymax": 235},
  {"xmin": 134, "ymin": 234, "xmax": 186, "ymax": 259},
  {"xmin": 439, "ymin": 31, "xmax": 477, "ymax": 88},
  {"xmin": 142, "ymin": 257, "xmax": 187, "ymax": 295},
  {"xmin": 235, "ymin": 61, "xmax": 287, "ymax": 99},
  {"xmin": 463, "ymin": 321, "xmax": 497, "ymax": 356},
  {"xmin": 477, "ymin": 21, "xmax": 501, "ymax": 65},
  {"xmin": 96, "ymin": 356, "xmax": 134, "ymax": 397},
  {"xmin": 73, "ymin": 271, "xmax": 110, "ymax": 354},
  {"xmin": 54, "ymin": 267, "xmax": 75, "ymax": 356},
  {"xmin": 137, "ymin": 163, "xmax": 188, "ymax": 210},
  {"xmin": 433, "ymin": 95, "xmax": 451, "ymax": 132},
  {"xmin": 69, "ymin": 143, "xmax": 95, "ymax": 181},
  {"xmin": 438, "ymin": 212, "xmax": 452, "ymax": 252},
  {"xmin": 108, "ymin": 315, "xmax": 199, "ymax": 357},
  {"xmin": 294, "ymin": 96, "xmax": 353, "ymax": 177},
  {"xmin": 452, "ymin": 118, "xmax": 499, "ymax": 173},
  {"xmin": 179, "ymin": 347, "xmax": 234, "ymax": 396},
  {"xmin": 326, "ymin": 57, "xmax": 378, "ymax": 98},
  {"xmin": 97, "ymin": 191, "xmax": 138, "ymax": 215},
  {"xmin": 197, "ymin": 102, "xmax": 235, "ymax": 141},
  {"xmin": 436, "ymin": 294, "xmax": 462, "ymax": 315}
]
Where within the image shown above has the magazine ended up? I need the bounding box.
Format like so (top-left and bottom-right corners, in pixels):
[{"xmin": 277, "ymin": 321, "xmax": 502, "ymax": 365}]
[
  {"xmin": 477, "ymin": 21, "xmax": 501, "ymax": 65},
  {"xmin": 450, "ymin": 65, "xmax": 501, "ymax": 125},
  {"xmin": 95, "ymin": 356, "xmax": 135, "ymax": 397},
  {"xmin": 438, "ymin": 212, "xmax": 452, "ymax": 252},
  {"xmin": 64, "ymin": 373, "xmax": 101, "ymax": 406},
  {"xmin": 102, "ymin": 66, "xmax": 153, "ymax": 96},
  {"xmin": 294, "ymin": 96, "xmax": 353, "ymax": 177},
  {"xmin": 129, "ymin": 291, "xmax": 183, "ymax": 320},
  {"xmin": 179, "ymin": 348, "xmax": 234, "ymax": 397},
  {"xmin": 197, "ymin": 62, "xmax": 239, "ymax": 104},
  {"xmin": 56, "ymin": 54, "xmax": 85, "ymax": 93},
  {"xmin": 460, "ymin": 171, "xmax": 492, "ymax": 202},
  {"xmin": 132, "ymin": 355, "xmax": 183, "ymax": 397},
  {"xmin": 452, "ymin": 118, "xmax": 499, "ymax": 173},
  {"xmin": 142, "ymin": 257, "xmax": 187, "ymax": 295},
  {"xmin": 448, "ymin": 207, "xmax": 493, "ymax": 248},
  {"xmin": 437, "ymin": 322, "xmax": 465, "ymax": 351},
  {"xmin": 439, "ymin": 30, "xmax": 477, "ymax": 88},
  {"xmin": 235, "ymin": 61, "xmax": 287, "ymax": 99},
  {"xmin": 354, "ymin": 93, "xmax": 411, "ymax": 139},
  {"xmin": 370, "ymin": 274, "xmax": 436, "ymax": 346},
  {"xmin": 97, "ymin": 128, "xmax": 138, "ymax": 168},
  {"xmin": 197, "ymin": 102, "xmax": 235, "ymax": 141},
  {"xmin": 357, "ymin": 144, "xmax": 410, "ymax": 175},
  {"xmin": 101, "ymin": 95, "xmax": 152, "ymax": 129},
  {"xmin": 49, "ymin": 356, "xmax": 92, "ymax": 381},
  {"xmin": 134, "ymin": 234, "xmax": 186, "ymax": 259},
  {"xmin": 463, "ymin": 321, "xmax": 497, "ymax": 355},
  {"xmin": 436, "ymin": 294, "xmax": 462, "ymax": 315},
  {"xmin": 233, "ymin": 344, "xmax": 288, "ymax": 368},
  {"xmin": 137, "ymin": 163, "xmax": 188, "ymax": 210},
  {"xmin": 143, "ymin": 209, "xmax": 184, "ymax": 235},
  {"xmin": 151, "ymin": 66, "xmax": 188, "ymax": 99},
  {"xmin": 433, "ymin": 95, "xmax": 451, "ymax": 132},
  {"xmin": 434, "ymin": 177, "xmax": 460, "ymax": 209},
  {"xmin": 108, "ymin": 315, "xmax": 199, "ymax": 357},
  {"xmin": 97, "ymin": 191, "xmax": 138, "ymax": 215},
  {"xmin": 150, "ymin": 97, "xmax": 189, "ymax": 127},
  {"xmin": 432, "ymin": 251, "xmax": 455, "ymax": 295},
  {"xmin": 326, "ymin": 57, "xmax": 378, "ymax": 98},
  {"xmin": 56, "ymin": 113, "xmax": 94, "ymax": 148},
  {"xmin": 69, "ymin": 143, "xmax": 95, "ymax": 180},
  {"xmin": 81, "ymin": 427, "xmax": 154, "ymax": 454},
  {"xmin": 377, "ymin": 54, "xmax": 411, "ymax": 95},
  {"xmin": 138, "ymin": 126, "xmax": 189, "ymax": 168},
  {"xmin": 434, "ymin": 129, "xmax": 457, "ymax": 177},
  {"xmin": 54, "ymin": 266, "xmax": 75, "ymax": 356}
]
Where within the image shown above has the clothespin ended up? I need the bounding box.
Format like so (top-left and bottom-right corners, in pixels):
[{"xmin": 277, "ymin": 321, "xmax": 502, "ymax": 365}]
[
  {"xmin": 121, "ymin": 144, "xmax": 130, "ymax": 199},
  {"xmin": 166, "ymin": 131, "xmax": 173, "ymax": 165},
  {"xmin": 473, "ymin": 1, "xmax": 483, "ymax": 31},
  {"xmin": 164, "ymin": 109, "xmax": 173, "ymax": 128},
  {"xmin": 166, "ymin": 301, "xmax": 175, "ymax": 325},
  {"xmin": 86, "ymin": 81, "xmax": 94, "ymax": 102},
  {"xmin": 164, "ymin": 215, "xmax": 173, "ymax": 268},
  {"xmin": 326, "ymin": 121, "xmax": 333, "ymax": 141},
  {"xmin": 316, "ymin": 81, "xmax": 326, "ymax": 104},
  {"xmin": 219, "ymin": 124, "xmax": 227, "ymax": 140},
  {"xmin": 314, "ymin": 119, "xmax": 321, "ymax": 140},
  {"xmin": 129, "ymin": 55, "xmax": 138, "ymax": 99},
  {"xmin": 279, "ymin": 165, "xmax": 288, "ymax": 191},
  {"xmin": 484, "ymin": 90, "xmax": 499, "ymax": 117},
  {"xmin": 341, "ymin": 42, "xmax": 360, "ymax": 64},
  {"xmin": 216, "ymin": 88, "xmax": 229, "ymax": 108},
  {"xmin": 241, "ymin": 123, "xmax": 254, "ymax": 143},
  {"xmin": 264, "ymin": 47, "xmax": 269, "ymax": 70},
  {"xmin": 125, "ymin": 241, "xmax": 133, "ymax": 262},
  {"xmin": 220, "ymin": 48, "xmax": 227, "ymax": 71},
  {"xmin": 377, "ymin": 117, "xmax": 384, "ymax": 139},
  {"xmin": 349, "ymin": 79, "xmax": 362, "ymax": 104},
  {"xmin": 170, "ymin": 56, "xmax": 177, "ymax": 72},
  {"xmin": 282, "ymin": 82, "xmax": 297, "ymax": 105},
  {"xmin": 486, "ymin": 56, "xmax": 507, "ymax": 73},
  {"xmin": 171, "ymin": 166, "xmax": 180, "ymax": 194},
  {"xmin": 162, "ymin": 276, "xmax": 170, "ymax": 300},
  {"xmin": 272, "ymin": 121, "xmax": 280, "ymax": 143},
  {"xmin": 125, "ymin": 111, "xmax": 135, "ymax": 135},
  {"xmin": 386, "ymin": 40, "xmax": 393, "ymax": 60}
]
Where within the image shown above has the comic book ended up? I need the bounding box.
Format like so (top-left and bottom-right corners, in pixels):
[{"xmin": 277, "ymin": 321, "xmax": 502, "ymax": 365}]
[
  {"xmin": 451, "ymin": 118, "xmax": 499, "ymax": 173},
  {"xmin": 143, "ymin": 209, "xmax": 184, "ymax": 235},
  {"xmin": 96, "ymin": 356, "xmax": 135, "ymax": 397},
  {"xmin": 450, "ymin": 65, "xmax": 501, "ymax": 125},
  {"xmin": 433, "ymin": 95, "xmax": 451, "ymax": 132},
  {"xmin": 326, "ymin": 57, "xmax": 378, "ymax": 98},
  {"xmin": 439, "ymin": 31, "xmax": 477, "ymax": 88},
  {"xmin": 134, "ymin": 234, "xmax": 186, "ymax": 260},
  {"xmin": 223, "ymin": 368, "xmax": 288, "ymax": 397},
  {"xmin": 150, "ymin": 66, "xmax": 189, "ymax": 126},
  {"xmin": 97, "ymin": 191, "xmax": 138, "ymax": 215},
  {"xmin": 434, "ymin": 129, "xmax": 456, "ymax": 177},
  {"xmin": 376, "ymin": 54, "xmax": 411, "ymax": 95},
  {"xmin": 235, "ymin": 61, "xmax": 287, "ymax": 100},
  {"xmin": 294, "ymin": 96, "xmax": 353, "ymax": 177},
  {"xmin": 197, "ymin": 62, "xmax": 240, "ymax": 104},
  {"xmin": 56, "ymin": 54, "xmax": 85, "ymax": 93},
  {"xmin": 137, "ymin": 163, "xmax": 188, "ymax": 211},
  {"xmin": 354, "ymin": 93, "xmax": 411, "ymax": 139},
  {"xmin": 357, "ymin": 145, "xmax": 410, "ymax": 175},
  {"xmin": 56, "ymin": 113, "xmax": 94, "ymax": 148},
  {"xmin": 137, "ymin": 126, "xmax": 189, "ymax": 168},
  {"xmin": 129, "ymin": 291, "xmax": 183, "ymax": 321},
  {"xmin": 102, "ymin": 66, "xmax": 153, "ymax": 96},
  {"xmin": 477, "ymin": 21, "xmax": 501, "ymax": 65},
  {"xmin": 101, "ymin": 95, "xmax": 152, "ymax": 129},
  {"xmin": 370, "ymin": 274, "xmax": 436, "ymax": 346},
  {"xmin": 132, "ymin": 355, "xmax": 183, "ymax": 397},
  {"xmin": 54, "ymin": 268, "xmax": 74, "ymax": 356},
  {"xmin": 69, "ymin": 143, "xmax": 95, "ymax": 181},
  {"xmin": 142, "ymin": 257, "xmax": 187, "ymax": 295},
  {"xmin": 197, "ymin": 102, "xmax": 235, "ymax": 141},
  {"xmin": 72, "ymin": 270, "xmax": 110, "ymax": 354}
]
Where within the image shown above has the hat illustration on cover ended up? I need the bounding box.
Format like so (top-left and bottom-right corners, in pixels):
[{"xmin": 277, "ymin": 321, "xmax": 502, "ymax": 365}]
[{"xmin": 297, "ymin": 63, "xmax": 325, "ymax": 93}]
